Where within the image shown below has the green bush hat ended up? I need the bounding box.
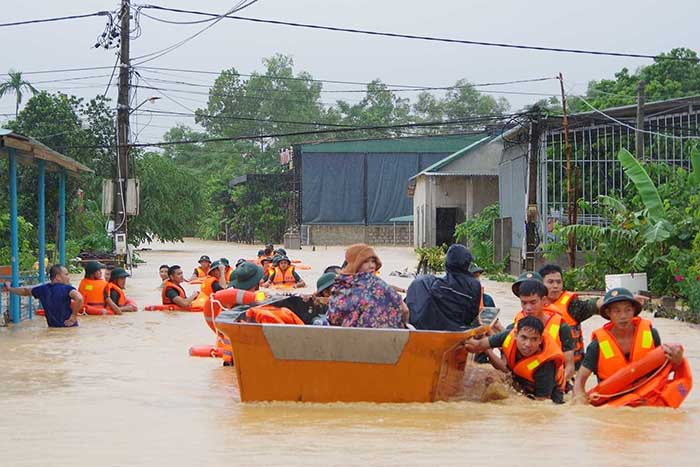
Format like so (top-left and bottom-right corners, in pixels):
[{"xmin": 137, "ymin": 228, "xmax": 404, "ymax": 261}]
[
  {"xmin": 275, "ymin": 248, "xmax": 288, "ymax": 257},
  {"xmin": 230, "ymin": 262, "xmax": 264, "ymax": 290},
  {"xmin": 219, "ymin": 258, "xmax": 230, "ymax": 267},
  {"xmin": 110, "ymin": 267, "xmax": 130, "ymax": 280},
  {"xmin": 84, "ymin": 260, "xmax": 105, "ymax": 276},
  {"xmin": 207, "ymin": 260, "xmax": 222, "ymax": 275},
  {"xmin": 316, "ymin": 273, "xmax": 337, "ymax": 293},
  {"xmin": 198, "ymin": 255, "xmax": 211, "ymax": 264},
  {"xmin": 511, "ymin": 271, "xmax": 544, "ymax": 296},
  {"xmin": 257, "ymin": 249, "xmax": 266, "ymax": 257},
  {"xmin": 469, "ymin": 263, "xmax": 484, "ymax": 275},
  {"xmin": 272, "ymin": 255, "xmax": 283, "ymax": 266},
  {"xmin": 600, "ymin": 287, "xmax": 642, "ymax": 319}
]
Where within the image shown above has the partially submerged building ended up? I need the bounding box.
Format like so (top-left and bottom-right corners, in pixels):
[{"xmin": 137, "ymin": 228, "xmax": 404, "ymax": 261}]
[
  {"xmin": 407, "ymin": 136, "xmax": 501, "ymax": 247},
  {"xmin": 496, "ymin": 95, "xmax": 700, "ymax": 274},
  {"xmin": 291, "ymin": 134, "xmax": 488, "ymax": 245}
]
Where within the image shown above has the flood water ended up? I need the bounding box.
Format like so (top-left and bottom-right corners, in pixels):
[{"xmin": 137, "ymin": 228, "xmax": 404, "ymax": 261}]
[{"xmin": 1, "ymin": 239, "xmax": 698, "ymax": 466}]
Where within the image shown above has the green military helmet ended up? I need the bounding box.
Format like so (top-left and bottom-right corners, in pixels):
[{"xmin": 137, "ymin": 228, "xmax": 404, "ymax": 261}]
[
  {"xmin": 600, "ymin": 287, "xmax": 641, "ymax": 319},
  {"xmin": 511, "ymin": 271, "xmax": 544, "ymax": 296}
]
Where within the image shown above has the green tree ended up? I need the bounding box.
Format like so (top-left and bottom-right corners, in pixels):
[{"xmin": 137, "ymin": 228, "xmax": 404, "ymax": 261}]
[
  {"xmin": 0, "ymin": 69, "xmax": 37, "ymax": 115},
  {"xmin": 128, "ymin": 152, "xmax": 203, "ymax": 245},
  {"xmin": 571, "ymin": 47, "xmax": 700, "ymax": 111}
]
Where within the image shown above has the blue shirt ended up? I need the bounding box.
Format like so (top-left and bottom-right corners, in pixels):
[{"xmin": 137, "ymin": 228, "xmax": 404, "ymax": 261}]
[{"xmin": 31, "ymin": 283, "xmax": 77, "ymax": 328}]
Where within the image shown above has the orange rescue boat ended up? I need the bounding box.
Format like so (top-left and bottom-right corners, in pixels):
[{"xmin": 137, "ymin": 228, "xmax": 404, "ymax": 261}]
[{"xmin": 215, "ymin": 310, "xmax": 495, "ymax": 403}]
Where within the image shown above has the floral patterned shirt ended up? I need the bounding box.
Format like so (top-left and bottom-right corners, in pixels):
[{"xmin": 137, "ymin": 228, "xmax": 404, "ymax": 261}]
[{"xmin": 327, "ymin": 272, "xmax": 406, "ymax": 328}]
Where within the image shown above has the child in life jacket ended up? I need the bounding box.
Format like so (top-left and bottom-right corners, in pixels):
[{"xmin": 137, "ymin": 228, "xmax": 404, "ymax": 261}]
[
  {"xmin": 573, "ymin": 287, "xmax": 684, "ymax": 404},
  {"xmin": 78, "ymin": 261, "xmax": 108, "ymax": 307}
]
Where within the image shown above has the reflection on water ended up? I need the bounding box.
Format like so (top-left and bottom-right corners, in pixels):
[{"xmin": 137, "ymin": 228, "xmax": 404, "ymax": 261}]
[{"xmin": 1, "ymin": 241, "xmax": 699, "ymax": 466}]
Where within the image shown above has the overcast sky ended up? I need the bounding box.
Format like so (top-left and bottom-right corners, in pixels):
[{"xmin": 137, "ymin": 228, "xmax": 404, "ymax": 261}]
[{"xmin": 1, "ymin": 0, "xmax": 697, "ymax": 143}]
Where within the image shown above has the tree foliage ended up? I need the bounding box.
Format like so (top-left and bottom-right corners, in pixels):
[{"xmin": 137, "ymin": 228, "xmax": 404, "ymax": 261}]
[
  {"xmin": 0, "ymin": 69, "xmax": 37, "ymax": 115},
  {"xmin": 571, "ymin": 48, "xmax": 700, "ymax": 111}
]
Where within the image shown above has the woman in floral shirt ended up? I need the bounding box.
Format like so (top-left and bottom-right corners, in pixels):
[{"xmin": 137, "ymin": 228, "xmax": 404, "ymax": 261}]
[{"xmin": 327, "ymin": 244, "xmax": 408, "ymax": 328}]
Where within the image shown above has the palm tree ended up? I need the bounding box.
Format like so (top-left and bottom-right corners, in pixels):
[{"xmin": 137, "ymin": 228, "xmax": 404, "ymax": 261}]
[{"xmin": 0, "ymin": 69, "xmax": 38, "ymax": 116}]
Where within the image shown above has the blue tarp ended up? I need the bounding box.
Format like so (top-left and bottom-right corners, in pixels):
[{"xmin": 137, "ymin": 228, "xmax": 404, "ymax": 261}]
[{"xmin": 301, "ymin": 152, "xmax": 445, "ymax": 225}]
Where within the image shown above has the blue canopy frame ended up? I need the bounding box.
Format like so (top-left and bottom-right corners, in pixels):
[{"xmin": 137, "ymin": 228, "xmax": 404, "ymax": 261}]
[{"xmin": 1, "ymin": 129, "xmax": 92, "ymax": 323}]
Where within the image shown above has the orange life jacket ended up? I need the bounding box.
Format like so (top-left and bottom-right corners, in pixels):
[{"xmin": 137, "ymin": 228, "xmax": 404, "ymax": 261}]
[
  {"xmin": 592, "ymin": 317, "xmax": 656, "ymax": 381},
  {"xmin": 246, "ymin": 305, "xmax": 304, "ymax": 325},
  {"xmin": 78, "ymin": 278, "xmax": 108, "ymax": 305},
  {"xmin": 513, "ymin": 310, "xmax": 563, "ymax": 348},
  {"xmin": 545, "ymin": 291, "xmax": 584, "ymax": 363},
  {"xmin": 195, "ymin": 266, "xmax": 209, "ymax": 278},
  {"xmin": 161, "ymin": 280, "xmax": 186, "ymax": 305},
  {"xmin": 224, "ymin": 267, "xmax": 232, "ymax": 283},
  {"xmin": 502, "ymin": 328, "xmax": 565, "ymax": 390},
  {"xmin": 272, "ymin": 265, "xmax": 296, "ymax": 285},
  {"xmin": 200, "ymin": 276, "xmax": 219, "ymax": 296},
  {"xmin": 104, "ymin": 282, "xmax": 126, "ymax": 306}
]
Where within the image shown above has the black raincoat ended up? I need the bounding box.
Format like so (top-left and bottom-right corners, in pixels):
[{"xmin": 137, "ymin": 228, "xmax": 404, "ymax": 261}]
[{"xmin": 407, "ymin": 244, "xmax": 482, "ymax": 331}]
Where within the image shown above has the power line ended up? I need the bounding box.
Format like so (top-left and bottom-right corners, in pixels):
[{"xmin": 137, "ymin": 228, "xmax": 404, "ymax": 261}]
[
  {"xmin": 135, "ymin": 71, "xmax": 557, "ymax": 94},
  {"xmin": 0, "ymin": 66, "xmax": 118, "ymax": 76},
  {"xmin": 0, "ymin": 11, "xmax": 111, "ymax": 28},
  {"xmin": 131, "ymin": 1, "xmax": 259, "ymax": 65},
  {"xmin": 139, "ymin": 5, "xmax": 699, "ymax": 62},
  {"xmin": 60, "ymin": 115, "xmax": 525, "ymax": 149}
]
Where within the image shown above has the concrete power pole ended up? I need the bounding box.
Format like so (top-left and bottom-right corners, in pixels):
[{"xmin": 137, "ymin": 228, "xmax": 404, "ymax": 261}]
[
  {"xmin": 636, "ymin": 81, "xmax": 646, "ymax": 160},
  {"xmin": 114, "ymin": 0, "xmax": 131, "ymax": 261}
]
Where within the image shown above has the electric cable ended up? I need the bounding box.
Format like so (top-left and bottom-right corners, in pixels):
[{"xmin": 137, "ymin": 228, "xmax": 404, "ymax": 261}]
[{"xmin": 138, "ymin": 5, "xmax": 700, "ymax": 62}]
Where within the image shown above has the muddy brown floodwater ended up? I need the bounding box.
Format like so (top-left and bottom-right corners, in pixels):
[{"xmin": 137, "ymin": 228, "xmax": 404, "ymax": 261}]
[{"xmin": 1, "ymin": 239, "xmax": 698, "ymax": 466}]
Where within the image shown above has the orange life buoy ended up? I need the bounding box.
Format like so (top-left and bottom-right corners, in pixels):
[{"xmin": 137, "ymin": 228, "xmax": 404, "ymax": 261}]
[
  {"xmin": 144, "ymin": 304, "xmax": 201, "ymax": 312},
  {"xmin": 188, "ymin": 345, "xmax": 223, "ymax": 358},
  {"xmin": 588, "ymin": 346, "xmax": 693, "ymax": 408},
  {"xmin": 202, "ymin": 288, "xmax": 265, "ymax": 333}
]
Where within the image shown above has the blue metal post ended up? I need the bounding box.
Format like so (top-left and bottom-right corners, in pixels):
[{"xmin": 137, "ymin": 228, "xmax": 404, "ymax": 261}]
[
  {"xmin": 9, "ymin": 149, "xmax": 20, "ymax": 323},
  {"xmin": 58, "ymin": 170, "xmax": 66, "ymax": 266},
  {"xmin": 38, "ymin": 160, "xmax": 46, "ymax": 284}
]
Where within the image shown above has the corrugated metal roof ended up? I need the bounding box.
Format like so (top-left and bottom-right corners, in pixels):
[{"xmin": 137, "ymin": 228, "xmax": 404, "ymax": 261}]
[
  {"xmin": 298, "ymin": 133, "xmax": 487, "ymax": 154},
  {"xmin": 0, "ymin": 129, "xmax": 93, "ymax": 174}
]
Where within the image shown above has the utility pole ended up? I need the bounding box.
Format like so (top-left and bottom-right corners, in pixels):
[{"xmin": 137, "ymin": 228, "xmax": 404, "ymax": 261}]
[
  {"xmin": 524, "ymin": 115, "xmax": 542, "ymax": 272},
  {"xmin": 636, "ymin": 81, "xmax": 646, "ymax": 159},
  {"xmin": 114, "ymin": 0, "xmax": 131, "ymax": 262},
  {"xmin": 558, "ymin": 72, "xmax": 576, "ymax": 268}
]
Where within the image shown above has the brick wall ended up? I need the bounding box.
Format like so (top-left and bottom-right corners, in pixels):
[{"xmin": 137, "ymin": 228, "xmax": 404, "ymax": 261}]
[{"xmin": 307, "ymin": 224, "xmax": 412, "ymax": 245}]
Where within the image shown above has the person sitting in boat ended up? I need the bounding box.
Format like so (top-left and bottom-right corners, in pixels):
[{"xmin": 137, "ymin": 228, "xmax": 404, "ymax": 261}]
[
  {"xmin": 256, "ymin": 249, "xmax": 267, "ymax": 262},
  {"xmin": 327, "ymin": 244, "xmax": 408, "ymax": 328},
  {"xmin": 158, "ymin": 264, "xmax": 169, "ymax": 289},
  {"xmin": 220, "ymin": 258, "xmax": 233, "ymax": 283},
  {"xmin": 498, "ymin": 315, "xmax": 565, "ymax": 403},
  {"xmin": 469, "ymin": 263, "xmax": 496, "ymax": 308},
  {"xmin": 263, "ymin": 243, "xmax": 274, "ymax": 258},
  {"xmin": 162, "ymin": 265, "xmax": 199, "ymax": 308},
  {"xmin": 263, "ymin": 256, "xmax": 306, "ymax": 289},
  {"xmin": 189, "ymin": 255, "xmax": 212, "ymax": 281},
  {"xmin": 201, "ymin": 260, "xmax": 228, "ymax": 296},
  {"xmin": 406, "ymin": 244, "xmax": 482, "ymax": 331},
  {"xmin": 464, "ymin": 276, "xmax": 576, "ymax": 381},
  {"xmin": 78, "ymin": 261, "xmax": 108, "ymax": 309},
  {"xmin": 104, "ymin": 267, "xmax": 138, "ymax": 315},
  {"xmin": 572, "ymin": 287, "xmax": 684, "ymax": 404},
  {"xmin": 539, "ymin": 263, "xmax": 602, "ymax": 371}
]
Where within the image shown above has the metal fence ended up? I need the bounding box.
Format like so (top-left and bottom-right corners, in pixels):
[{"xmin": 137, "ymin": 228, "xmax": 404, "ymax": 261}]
[
  {"xmin": 538, "ymin": 108, "xmax": 700, "ymax": 246},
  {"xmin": 0, "ymin": 273, "xmax": 42, "ymax": 325}
]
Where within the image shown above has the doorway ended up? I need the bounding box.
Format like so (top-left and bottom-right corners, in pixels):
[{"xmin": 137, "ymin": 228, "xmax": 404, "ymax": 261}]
[{"xmin": 435, "ymin": 207, "xmax": 457, "ymax": 246}]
